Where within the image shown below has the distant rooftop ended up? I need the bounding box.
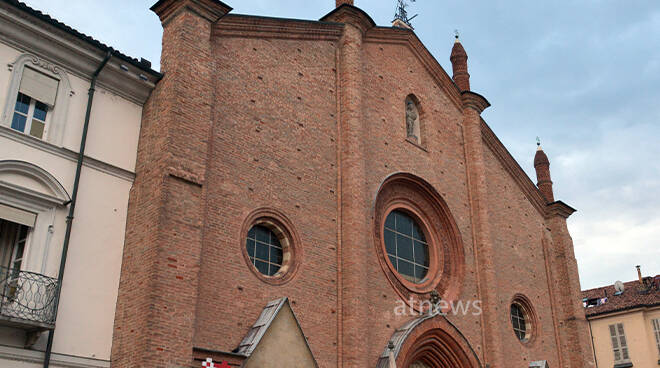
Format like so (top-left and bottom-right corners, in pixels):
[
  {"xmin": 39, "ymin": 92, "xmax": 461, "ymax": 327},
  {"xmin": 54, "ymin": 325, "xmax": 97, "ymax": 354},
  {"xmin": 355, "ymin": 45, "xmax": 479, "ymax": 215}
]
[
  {"xmin": 582, "ymin": 276, "xmax": 660, "ymax": 317},
  {"xmin": 2, "ymin": 0, "xmax": 161, "ymax": 77}
]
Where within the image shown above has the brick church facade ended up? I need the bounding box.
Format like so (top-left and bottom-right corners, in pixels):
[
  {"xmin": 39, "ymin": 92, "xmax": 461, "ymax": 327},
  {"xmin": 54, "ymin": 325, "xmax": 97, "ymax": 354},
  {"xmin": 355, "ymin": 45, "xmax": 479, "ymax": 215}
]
[{"xmin": 110, "ymin": 0, "xmax": 596, "ymax": 367}]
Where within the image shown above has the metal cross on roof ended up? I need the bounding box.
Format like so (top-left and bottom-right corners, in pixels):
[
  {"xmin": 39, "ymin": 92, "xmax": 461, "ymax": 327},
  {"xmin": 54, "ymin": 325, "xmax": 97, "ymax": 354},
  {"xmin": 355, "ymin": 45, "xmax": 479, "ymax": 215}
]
[{"xmin": 393, "ymin": 0, "xmax": 418, "ymax": 29}]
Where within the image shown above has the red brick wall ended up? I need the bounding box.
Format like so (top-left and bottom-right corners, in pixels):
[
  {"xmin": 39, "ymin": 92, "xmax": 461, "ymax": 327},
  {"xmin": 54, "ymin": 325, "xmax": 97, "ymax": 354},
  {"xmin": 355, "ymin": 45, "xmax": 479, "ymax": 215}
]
[
  {"xmin": 483, "ymin": 146, "xmax": 561, "ymax": 366},
  {"xmin": 112, "ymin": 4, "xmax": 594, "ymax": 368},
  {"xmin": 193, "ymin": 31, "xmax": 341, "ymax": 367}
]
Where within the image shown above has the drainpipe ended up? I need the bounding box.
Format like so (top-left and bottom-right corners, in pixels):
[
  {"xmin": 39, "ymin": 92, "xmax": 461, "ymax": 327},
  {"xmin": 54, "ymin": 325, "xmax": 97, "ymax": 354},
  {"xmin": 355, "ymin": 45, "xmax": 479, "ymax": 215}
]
[
  {"xmin": 43, "ymin": 51, "xmax": 112, "ymax": 368},
  {"xmin": 588, "ymin": 319, "xmax": 598, "ymax": 368}
]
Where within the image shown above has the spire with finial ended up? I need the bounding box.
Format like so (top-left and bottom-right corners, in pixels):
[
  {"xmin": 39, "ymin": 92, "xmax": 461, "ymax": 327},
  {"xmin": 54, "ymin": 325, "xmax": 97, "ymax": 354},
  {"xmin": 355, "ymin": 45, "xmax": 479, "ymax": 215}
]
[
  {"xmin": 534, "ymin": 138, "xmax": 554, "ymax": 202},
  {"xmin": 450, "ymin": 30, "xmax": 470, "ymax": 91}
]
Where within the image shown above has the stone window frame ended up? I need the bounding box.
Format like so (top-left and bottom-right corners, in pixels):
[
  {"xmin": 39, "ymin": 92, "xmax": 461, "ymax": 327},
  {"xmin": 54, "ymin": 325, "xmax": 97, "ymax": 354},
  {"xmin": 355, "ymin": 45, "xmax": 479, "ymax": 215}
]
[
  {"xmin": 2, "ymin": 54, "xmax": 73, "ymax": 146},
  {"xmin": 0, "ymin": 160, "xmax": 70, "ymax": 275},
  {"xmin": 509, "ymin": 294, "xmax": 539, "ymax": 346},
  {"xmin": 240, "ymin": 208, "xmax": 301, "ymax": 285}
]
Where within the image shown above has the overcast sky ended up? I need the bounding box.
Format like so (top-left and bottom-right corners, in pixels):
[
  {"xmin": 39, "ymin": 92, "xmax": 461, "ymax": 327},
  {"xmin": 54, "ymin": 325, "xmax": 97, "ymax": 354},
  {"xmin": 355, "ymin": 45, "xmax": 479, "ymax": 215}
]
[{"xmin": 22, "ymin": 0, "xmax": 659, "ymax": 290}]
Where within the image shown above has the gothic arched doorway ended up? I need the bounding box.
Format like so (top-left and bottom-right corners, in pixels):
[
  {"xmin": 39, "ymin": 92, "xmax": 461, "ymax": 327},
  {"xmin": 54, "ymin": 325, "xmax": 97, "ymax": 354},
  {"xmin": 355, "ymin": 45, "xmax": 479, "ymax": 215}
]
[{"xmin": 376, "ymin": 314, "xmax": 482, "ymax": 368}]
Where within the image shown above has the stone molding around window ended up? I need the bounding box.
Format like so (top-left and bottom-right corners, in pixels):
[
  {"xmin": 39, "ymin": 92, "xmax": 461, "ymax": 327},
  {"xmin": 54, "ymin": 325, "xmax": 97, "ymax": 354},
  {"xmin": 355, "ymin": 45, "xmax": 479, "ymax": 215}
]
[
  {"xmin": 509, "ymin": 294, "xmax": 539, "ymax": 346},
  {"xmin": 374, "ymin": 173, "xmax": 465, "ymax": 311},
  {"xmin": 0, "ymin": 160, "xmax": 69, "ymax": 275},
  {"xmin": 239, "ymin": 208, "xmax": 302, "ymax": 285},
  {"xmin": 2, "ymin": 54, "xmax": 73, "ymax": 146}
]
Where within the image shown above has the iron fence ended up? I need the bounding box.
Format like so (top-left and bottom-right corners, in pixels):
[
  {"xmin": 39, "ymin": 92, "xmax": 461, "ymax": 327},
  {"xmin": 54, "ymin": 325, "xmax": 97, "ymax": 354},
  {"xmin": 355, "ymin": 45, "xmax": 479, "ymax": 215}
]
[{"xmin": 0, "ymin": 265, "xmax": 58, "ymax": 327}]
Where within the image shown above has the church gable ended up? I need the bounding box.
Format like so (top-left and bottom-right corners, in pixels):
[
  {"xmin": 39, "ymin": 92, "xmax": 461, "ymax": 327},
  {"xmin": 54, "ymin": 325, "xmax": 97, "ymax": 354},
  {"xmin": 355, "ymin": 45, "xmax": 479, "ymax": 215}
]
[{"xmin": 238, "ymin": 298, "xmax": 318, "ymax": 368}]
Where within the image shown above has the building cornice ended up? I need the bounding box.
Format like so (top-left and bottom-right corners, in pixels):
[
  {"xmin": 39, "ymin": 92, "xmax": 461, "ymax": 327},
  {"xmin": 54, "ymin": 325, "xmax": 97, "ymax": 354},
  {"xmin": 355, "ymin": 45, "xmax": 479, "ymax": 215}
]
[
  {"xmin": 215, "ymin": 14, "xmax": 343, "ymax": 41},
  {"xmin": 545, "ymin": 200, "xmax": 577, "ymax": 219},
  {"xmin": 480, "ymin": 119, "xmax": 548, "ymax": 216},
  {"xmin": 585, "ymin": 302, "xmax": 660, "ymax": 320},
  {"xmin": 364, "ymin": 27, "xmax": 464, "ymax": 111},
  {"xmin": 461, "ymin": 91, "xmax": 490, "ymax": 113},
  {"xmin": 0, "ymin": 2, "xmax": 159, "ymax": 105},
  {"xmin": 0, "ymin": 344, "xmax": 110, "ymax": 367},
  {"xmin": 0, "ymin": 126, "xmax": 135, "ymax": 182},
  {"xmin": 151, "ymin": 0, "xmax": 232, "ymax": 24}
]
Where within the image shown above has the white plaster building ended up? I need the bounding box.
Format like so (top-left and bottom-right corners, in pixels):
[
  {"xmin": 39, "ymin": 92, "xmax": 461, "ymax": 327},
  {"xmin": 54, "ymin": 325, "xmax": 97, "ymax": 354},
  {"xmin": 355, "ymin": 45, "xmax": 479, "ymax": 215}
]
[{"xmin": 0, "ymin": 1, "xmax": 159, "ymax": 366}]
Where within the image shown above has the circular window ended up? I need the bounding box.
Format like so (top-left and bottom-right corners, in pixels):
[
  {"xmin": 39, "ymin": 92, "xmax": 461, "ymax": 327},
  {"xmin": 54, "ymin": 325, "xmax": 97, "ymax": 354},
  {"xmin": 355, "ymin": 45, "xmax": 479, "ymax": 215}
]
[
  {"xmin": 246, "ymin": 225, "xmax": 283, "ymax": 276},
  {"xmin": 509, "ymin": 295, "xmax": 537, "ymax": 344},
  {"xmin": 374, "ymin": 173, "xmax": 466, "ymax": 310},
  {"xmin": 240, "ymin": 208, "xmax": 301, "ymax": 285},
  {"xmin": 384, "ymin": 210, "xmax": 429, "ymax": 284}
]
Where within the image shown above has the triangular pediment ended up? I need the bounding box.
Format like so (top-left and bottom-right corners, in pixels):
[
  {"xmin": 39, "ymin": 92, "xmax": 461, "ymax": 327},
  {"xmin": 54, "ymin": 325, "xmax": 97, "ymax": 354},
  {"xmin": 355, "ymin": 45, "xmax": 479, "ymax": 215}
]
[{"xmin": 237, "ymin": 298, "xmax": 318, "ymax": 368}]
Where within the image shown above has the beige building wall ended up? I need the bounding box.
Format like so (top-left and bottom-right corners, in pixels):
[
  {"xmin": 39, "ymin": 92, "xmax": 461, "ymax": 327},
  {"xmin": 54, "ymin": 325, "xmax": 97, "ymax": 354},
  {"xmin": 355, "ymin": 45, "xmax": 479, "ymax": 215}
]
[
  {"xmin": 589, "ymin": 307, "xmax": 660, "ymax": 368},
  {"xmin": 0, "ymin": 2, "xmax": 157, "ymax": 365}
]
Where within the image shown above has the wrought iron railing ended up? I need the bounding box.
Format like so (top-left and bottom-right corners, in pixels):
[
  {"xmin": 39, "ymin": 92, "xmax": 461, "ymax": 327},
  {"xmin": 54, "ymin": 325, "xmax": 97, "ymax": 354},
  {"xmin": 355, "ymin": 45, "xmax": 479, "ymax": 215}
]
[{"xmin": 0, "ymin": 265, "xmax": 59, "ymax": 327}]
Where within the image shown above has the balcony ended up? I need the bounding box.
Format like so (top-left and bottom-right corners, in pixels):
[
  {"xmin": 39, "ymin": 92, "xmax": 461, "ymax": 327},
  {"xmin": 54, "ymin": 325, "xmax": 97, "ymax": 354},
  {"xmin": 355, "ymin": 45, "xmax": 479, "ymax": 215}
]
[{"xmin": 0, "ymin": 266, "xmax": 59, "ymax": 331}]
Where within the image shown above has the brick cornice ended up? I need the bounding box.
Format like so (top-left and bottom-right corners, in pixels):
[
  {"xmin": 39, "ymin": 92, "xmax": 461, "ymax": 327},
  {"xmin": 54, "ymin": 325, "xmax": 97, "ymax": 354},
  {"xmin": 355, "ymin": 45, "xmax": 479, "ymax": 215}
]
[
  {"xmin": 151, "ymin": 0, "xmax": 232, "ymax": 24},
  {"xmin": 461, "ymin": 91, "xmax": 490, "ymax": 113},
  {"xmin": 545, "ymin": 200, "xmax": 577, "ymax": 219},
  {"xmin": 320, "ymin": 4, "xmax": 375, "ymax": 34},
  {"xmin": 214, "ymin": 14, "xmax": 343, "ymax": 40},
  {"xmin": 364, "ymin": 27, "xmax": 464, "ymax": 111},
  {"xmin": 480, "ymin": 119, "xmax": 547, "ymax": 216}
]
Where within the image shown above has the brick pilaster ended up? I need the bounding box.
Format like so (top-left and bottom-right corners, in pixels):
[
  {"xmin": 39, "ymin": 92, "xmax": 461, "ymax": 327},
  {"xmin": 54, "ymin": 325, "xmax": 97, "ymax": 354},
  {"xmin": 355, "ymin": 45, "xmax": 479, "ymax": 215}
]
[
  {"xmin": 545, "ymin": 207, "xmax": 596, "ymax": 368},
  {"xmin": 338, "ymin": 22, "xmax": 369, "ymax": 368},
  {"xmin": 461, "ymin": 91, "xmax": 505, "ymax": 368},
  {"xmin": 111, "ymin": 1, "xmax": 229, "ymax": 367}
]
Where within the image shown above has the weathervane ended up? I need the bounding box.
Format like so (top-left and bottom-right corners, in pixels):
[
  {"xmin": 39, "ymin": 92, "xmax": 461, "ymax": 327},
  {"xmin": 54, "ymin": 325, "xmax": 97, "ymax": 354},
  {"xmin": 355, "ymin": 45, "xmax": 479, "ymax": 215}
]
[{"xmin": 393, "ymin": 0, "xmax": 418, "ymax": 29}]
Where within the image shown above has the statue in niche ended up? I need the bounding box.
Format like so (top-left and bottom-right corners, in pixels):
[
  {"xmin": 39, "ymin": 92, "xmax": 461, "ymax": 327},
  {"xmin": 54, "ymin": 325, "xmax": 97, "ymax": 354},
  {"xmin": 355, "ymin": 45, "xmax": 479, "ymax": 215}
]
[{"xmin": 406, "ymin": 98, "xmax": 420, "ymax": 142}]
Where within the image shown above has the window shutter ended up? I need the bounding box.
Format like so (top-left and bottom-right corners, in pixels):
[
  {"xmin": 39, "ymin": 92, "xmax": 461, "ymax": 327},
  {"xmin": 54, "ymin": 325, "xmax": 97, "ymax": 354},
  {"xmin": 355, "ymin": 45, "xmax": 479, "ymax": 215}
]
[
  {"xmin": 0, "ymin": 203, "xmax": 36, "ymax": 227},
  {"xmin": 19, "ymin": 67, "xmax": 59, "ymax": 106}
]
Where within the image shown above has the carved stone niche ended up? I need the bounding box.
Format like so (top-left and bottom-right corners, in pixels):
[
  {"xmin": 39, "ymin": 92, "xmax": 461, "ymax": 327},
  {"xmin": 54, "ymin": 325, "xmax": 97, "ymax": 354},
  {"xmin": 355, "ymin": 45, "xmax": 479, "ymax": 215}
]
[{"xmin": 405, "ymin": 94, "xmax": 421, "ymax": 144}]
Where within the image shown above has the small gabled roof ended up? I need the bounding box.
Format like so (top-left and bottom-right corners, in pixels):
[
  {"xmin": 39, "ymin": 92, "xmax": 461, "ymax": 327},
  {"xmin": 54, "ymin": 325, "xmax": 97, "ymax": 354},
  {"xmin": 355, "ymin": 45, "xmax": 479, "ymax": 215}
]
[
  {"xmin": 235, "ymin": 297, "xmax": 317, "ymax": 367},
  {"xmin": 236, "ymin": 298, "xmax": 287, "ymax": 356}
]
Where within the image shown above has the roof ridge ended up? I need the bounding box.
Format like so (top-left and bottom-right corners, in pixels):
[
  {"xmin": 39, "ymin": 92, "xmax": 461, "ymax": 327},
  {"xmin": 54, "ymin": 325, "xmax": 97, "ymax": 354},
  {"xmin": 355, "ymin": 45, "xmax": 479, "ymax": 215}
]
[{"xmin": 2, "ymin": 0, "xmax": 161, "ymax": 77}]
